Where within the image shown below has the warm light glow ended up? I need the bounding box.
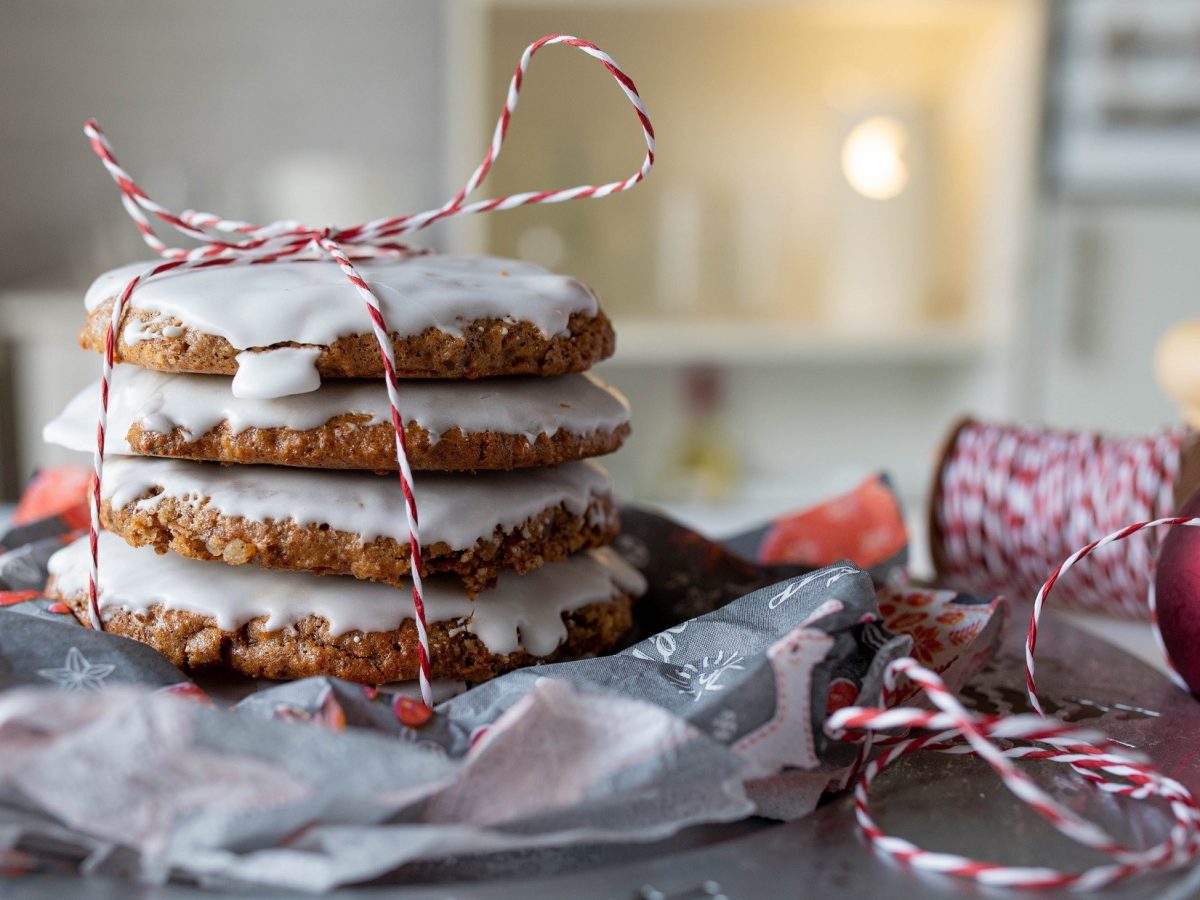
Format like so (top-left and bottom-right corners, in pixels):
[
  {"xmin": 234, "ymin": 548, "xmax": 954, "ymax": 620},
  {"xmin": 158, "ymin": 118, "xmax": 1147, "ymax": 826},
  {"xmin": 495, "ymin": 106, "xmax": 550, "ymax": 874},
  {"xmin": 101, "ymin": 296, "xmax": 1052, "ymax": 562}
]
[{"xmin": 841, "ymin": 116, "xmax": 910, "ymax": 200}]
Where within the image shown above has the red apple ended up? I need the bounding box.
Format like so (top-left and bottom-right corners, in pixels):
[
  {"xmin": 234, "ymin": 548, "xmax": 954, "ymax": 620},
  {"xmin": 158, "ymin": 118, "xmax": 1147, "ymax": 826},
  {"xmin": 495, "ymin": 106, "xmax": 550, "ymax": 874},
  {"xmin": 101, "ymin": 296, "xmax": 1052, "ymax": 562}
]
[{"xmin": 1153, "ymin": 486, "xmax": 1200, "ymax": 695}]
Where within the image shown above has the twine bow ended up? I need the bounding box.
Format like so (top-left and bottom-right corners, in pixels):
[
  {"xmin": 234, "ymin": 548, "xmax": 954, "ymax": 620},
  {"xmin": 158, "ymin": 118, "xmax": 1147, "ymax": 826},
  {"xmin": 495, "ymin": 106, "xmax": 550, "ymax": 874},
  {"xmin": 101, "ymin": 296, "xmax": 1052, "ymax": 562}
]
[{"xmin": 83, "ymin": 34, "xmax": 655, "ymax": 708}]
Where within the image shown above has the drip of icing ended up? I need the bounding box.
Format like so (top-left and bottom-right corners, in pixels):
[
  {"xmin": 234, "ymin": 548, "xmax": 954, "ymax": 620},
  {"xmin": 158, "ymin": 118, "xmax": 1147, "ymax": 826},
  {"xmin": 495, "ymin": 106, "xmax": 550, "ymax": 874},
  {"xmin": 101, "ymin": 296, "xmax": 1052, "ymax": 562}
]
[
  {"xmin": 231, "ymin": 347, "xmax": 322, "ymax": 400},
  {"xmin": 121, "ymin": 314, "xmax": 167, "ymax": 344},
  {"xmin": 102, "ymin": 456, "xmax": 614, "ymax": 550},
  {"xmin": 86, "ymin": 255, "xmax": 600, "ymax": 349},
  {"xmin": 44, "ymin": 368, "xmax": 630, "ymax": 455},
  {"xmin": 48, "ymin": 533, "xmax": 646, "ymax": 656}
]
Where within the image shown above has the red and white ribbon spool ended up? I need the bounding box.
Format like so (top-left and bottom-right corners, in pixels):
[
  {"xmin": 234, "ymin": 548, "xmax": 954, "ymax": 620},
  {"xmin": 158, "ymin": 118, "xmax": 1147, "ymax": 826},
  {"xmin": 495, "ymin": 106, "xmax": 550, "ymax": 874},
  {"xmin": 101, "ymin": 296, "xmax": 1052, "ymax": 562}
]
[
  {"xmin": 83, "ymin": 34, "xmax": 655, "ymax": 709},
  {"xmin": 931, "ymin": 418, "xmax": 1196, "ymax": 619}
]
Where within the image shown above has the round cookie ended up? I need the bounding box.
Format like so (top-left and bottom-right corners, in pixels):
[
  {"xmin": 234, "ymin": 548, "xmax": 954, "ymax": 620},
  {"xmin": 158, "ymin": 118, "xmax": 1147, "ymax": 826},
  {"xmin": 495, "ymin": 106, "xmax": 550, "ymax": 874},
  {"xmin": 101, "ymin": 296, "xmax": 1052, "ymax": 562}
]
[
  {"xmin": 100, "ymin": 456, "xmax": 619, "ymax": 593},
  {"xmin": 81, "ymin": 255, "xmax": 615, "ymax": 396},
  {"xmin": 45, "ymin": 368, "xmax": 631, "ymax": 471},
  {"xmin": 46, "ymin": 535, "xmax": 644, "ymax": 684}
]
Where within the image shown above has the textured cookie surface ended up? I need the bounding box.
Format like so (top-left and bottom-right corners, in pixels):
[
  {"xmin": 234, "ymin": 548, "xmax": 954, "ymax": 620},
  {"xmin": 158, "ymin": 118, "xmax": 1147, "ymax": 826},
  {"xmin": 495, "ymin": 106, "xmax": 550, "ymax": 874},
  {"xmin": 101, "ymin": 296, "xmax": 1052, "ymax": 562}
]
[
  {"xmin": 100, "ymin": 456, "xmax": 619, "ymax": 593},
  {"xmin": 45, "ymin": 368, "xmax": 631, "ymax": 471},
  {"xmin": 47, "ymin": 535, "xmax": 644, "ymax": 683},
  {"xmin": 54, "ymin": 593, "xmax": 634, "ymax": 684},
  {"xmin": 81, "ymin": 256, "xmax": 615, "ymax": 388}
]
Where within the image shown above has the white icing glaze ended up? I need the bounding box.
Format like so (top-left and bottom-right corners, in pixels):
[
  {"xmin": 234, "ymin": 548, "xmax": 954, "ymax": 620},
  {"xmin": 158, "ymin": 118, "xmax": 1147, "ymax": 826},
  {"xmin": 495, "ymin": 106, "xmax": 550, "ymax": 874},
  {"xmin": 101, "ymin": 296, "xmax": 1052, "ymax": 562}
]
[
  {"xmin": 231, "ymin": 347, "xmax": 322, "ymax": 399},
  {"xmin": 48, "ymin": 533, "xmax": 646, "ymax": 656},
  {"xmin": 44, "ymin": 368, "xmax": 630, "ymax": 454},
  {"xmin": 86, "ymin": 256, "xmax": 599, "ymax": 349},
  {"xmin": 102, "ymin": 456, "xmax": 614, "ymax": 550}
]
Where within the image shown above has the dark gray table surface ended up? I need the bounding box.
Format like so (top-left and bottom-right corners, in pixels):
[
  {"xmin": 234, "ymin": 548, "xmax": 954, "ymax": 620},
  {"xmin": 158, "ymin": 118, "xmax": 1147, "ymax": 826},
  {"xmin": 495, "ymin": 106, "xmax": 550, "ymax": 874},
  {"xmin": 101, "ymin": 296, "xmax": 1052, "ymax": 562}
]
[{"xmin": 8, "ymin": 611, "xmax": 1200, "ymax": 899}]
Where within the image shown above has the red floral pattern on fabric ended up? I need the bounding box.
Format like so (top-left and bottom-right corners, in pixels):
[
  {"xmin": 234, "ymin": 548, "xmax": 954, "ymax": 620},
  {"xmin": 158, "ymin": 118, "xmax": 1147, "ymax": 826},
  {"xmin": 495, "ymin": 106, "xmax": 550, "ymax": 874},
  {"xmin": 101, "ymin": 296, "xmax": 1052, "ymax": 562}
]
[
  {"xmin": 155, "ymin": 682, "xmax": 214, "ymax": 705},
  {"xmin": 0, "ymin": 591, "xmax": 40, "ymax": 607},
  {"xmin": 394, "ymin": 696, "xmax": 433, "ymax": 727},
  {"xmin": 13, "ymin": 466, "xmax": 91, "ymax": 528},
  {"xmin": 908, "ymin": 625, "xmax": 945, "ymax": 665},
  {"xmin": 949, "ymin": 623, "xmax": 983, "ymax": 647},
  {"xmin": 321, "ymin": 693, "xmax": 348, "ymax": 732},
  {"xmin": 825, "ymin": 677, "xmax": 861, "ymax": 715},
  {"xmin": 757, "ymin": 476, "xmax": 906, "ymax": 569},
  {"xmin": 877, "ymin": 585, "xmax": 999, "ymax": 674}
]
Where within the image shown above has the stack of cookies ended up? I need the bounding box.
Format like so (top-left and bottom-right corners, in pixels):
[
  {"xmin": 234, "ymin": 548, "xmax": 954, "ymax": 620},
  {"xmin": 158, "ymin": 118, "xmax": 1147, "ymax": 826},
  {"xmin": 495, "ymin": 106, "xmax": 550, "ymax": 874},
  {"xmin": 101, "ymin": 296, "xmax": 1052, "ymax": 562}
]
[{"xmin": 43, "ymin": 255, "xmax": 644, "ymax": 684}]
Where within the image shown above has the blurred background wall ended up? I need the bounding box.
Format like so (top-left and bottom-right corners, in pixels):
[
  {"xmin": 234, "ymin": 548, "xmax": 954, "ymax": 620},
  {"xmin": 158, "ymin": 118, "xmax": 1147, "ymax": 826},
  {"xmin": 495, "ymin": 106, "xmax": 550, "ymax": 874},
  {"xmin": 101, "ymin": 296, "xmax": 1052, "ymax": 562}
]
[
  {"xmin": 3, "ymin": 0, "xmax": 1199, "ymax": 540},
  {"xmin": 0, "ymin": 0, "xmax": 447, "ymax": 496}
]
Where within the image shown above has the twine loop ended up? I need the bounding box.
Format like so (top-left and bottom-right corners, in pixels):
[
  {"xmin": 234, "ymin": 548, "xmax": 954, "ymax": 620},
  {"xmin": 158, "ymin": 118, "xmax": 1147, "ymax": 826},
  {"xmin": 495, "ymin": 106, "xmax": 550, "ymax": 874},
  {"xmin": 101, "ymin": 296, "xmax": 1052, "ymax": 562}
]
[
  {"xmin": 83, "ymin": 34, "xmax": 655, "ymax": 709},
  {"xmin": 827, "ymin": 656, "xmax": 1200, "ymax": 889}
]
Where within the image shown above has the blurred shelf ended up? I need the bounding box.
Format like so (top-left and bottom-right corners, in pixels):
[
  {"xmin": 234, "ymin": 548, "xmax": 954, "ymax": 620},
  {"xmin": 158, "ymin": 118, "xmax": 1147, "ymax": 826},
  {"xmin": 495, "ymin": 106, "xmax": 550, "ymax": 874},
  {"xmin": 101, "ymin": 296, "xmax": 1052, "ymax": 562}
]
[{"xmin": 607, "ymin": 318, "xmax": 990, "ymax": 366}]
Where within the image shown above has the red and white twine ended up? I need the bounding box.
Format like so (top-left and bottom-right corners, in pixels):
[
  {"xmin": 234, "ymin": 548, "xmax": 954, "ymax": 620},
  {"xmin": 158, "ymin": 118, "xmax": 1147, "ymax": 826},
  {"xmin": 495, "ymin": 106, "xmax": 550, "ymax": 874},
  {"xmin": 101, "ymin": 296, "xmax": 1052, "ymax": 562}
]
[
  {"xmin": 827, "ymin": 658, "xmax": 1200, "ymax": 890},
  {"xmin": 828, "ymin": 419, "xmax": 1200, "ymax": 889},
  {"xmin": 934, "ymin": 419, "xmax": 1188, "ymax": 619},
  {"xmin": 83, "ymin": 34, "xmax": 655, "ymax": 709}
]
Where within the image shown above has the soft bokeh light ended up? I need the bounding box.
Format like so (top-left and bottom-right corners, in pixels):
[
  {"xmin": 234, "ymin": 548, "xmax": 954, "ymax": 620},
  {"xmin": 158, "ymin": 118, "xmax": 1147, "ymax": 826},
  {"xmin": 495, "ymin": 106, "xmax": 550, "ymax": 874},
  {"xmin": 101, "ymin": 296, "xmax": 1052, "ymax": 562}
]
[{"xmin": 841, "ymin": 116, "xmax": 910, "ymax": 200}]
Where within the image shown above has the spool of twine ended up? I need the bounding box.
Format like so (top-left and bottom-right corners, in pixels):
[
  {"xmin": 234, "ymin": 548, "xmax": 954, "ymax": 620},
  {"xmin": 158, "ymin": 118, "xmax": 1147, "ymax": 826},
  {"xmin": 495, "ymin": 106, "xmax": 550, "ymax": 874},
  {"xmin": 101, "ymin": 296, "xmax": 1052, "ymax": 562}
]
[{"xmin": 929, "ymin": 417, "xmax": 1200, "ymax": 618}]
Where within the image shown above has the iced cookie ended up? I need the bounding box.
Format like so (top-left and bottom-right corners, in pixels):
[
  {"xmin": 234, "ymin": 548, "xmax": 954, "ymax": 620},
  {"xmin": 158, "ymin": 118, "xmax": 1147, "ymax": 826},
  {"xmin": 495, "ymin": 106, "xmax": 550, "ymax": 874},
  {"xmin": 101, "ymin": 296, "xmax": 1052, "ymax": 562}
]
[
  {"xmin": 100, "ymin": 456, "xmax": 619, "ymax": 593},
  {"xmin": 80, "ymin": 256, "xmax": 615, "ymax": 396},
  {"xmin": 47, "ymin": 535, "xmax": 644, "ymax": 683},
  {"xmin": 45, "ymin": 368, "xmax": 631, "ymax": 471}
]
